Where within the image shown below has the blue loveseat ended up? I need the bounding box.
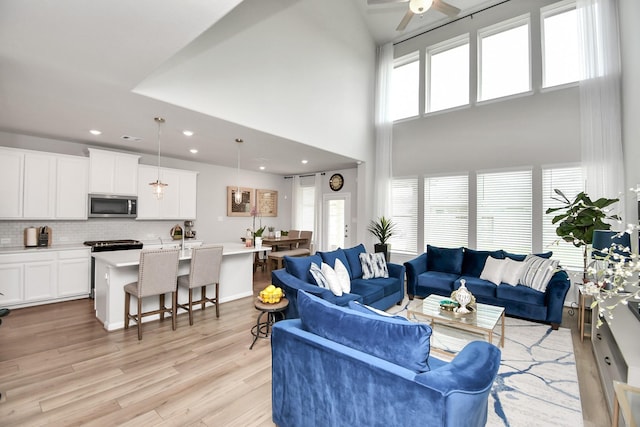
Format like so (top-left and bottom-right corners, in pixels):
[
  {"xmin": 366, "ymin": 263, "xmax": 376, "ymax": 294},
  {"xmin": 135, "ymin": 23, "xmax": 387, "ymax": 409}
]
[
  {"xmin": 271, "ymin": 244, "xmax": 405, "ymax": 318},
  {"xmin": 405, "ymin": 245, "xmax": 571, "ymax": 329},
  {"xmin": 272, "ymin": 291, "xmax": 502, "ymax": 427}
]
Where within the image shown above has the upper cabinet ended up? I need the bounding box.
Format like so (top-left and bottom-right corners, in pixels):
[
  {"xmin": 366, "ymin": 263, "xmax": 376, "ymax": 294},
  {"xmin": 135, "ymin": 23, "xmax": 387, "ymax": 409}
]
[
  {"xmin": 88, "ymin": 148, "xmax": 139, "ymax": 195},
  {"xmin": 137, "ymin": 165, "xmax": 198, "ymax": 220},
  {"xmin": 0, "ymin": 147, "xmax": 88, "ymax": 220}
]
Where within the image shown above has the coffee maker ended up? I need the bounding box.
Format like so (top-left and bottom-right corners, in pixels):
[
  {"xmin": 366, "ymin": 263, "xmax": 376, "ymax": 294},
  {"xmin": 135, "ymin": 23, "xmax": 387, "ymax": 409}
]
[{"xmin": 184, "ymin": 220, "xmax": 196, "ymax": 238}]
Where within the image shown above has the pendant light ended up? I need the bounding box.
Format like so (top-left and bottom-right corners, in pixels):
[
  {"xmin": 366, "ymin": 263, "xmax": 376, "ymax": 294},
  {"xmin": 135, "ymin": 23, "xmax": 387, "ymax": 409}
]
[
  {"xmin": 234, "ymin": 138, "xmax": 243, "ymax": 204},
  {"xmin": 409, "ymin": 0, "xmax": 431, "ymax": 14},
  {"xmin": 149, "ymin": 117, "xmax": 168, "ymax": 199}
]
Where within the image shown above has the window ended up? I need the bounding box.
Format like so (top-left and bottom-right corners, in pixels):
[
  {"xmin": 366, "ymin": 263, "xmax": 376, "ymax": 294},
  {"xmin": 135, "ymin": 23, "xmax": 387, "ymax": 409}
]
[
  {"xmin": 542, "ymin": 2, "xmax": 579, "ymax": 88},
  {"xmin": 478, "ymin": 15, "xmax": 531, "ymax": 102},
  {"xmin": 426, "ymin": 36, "xmax": 469, "ymax": 113},
  {"xmin": 542, "ymin": 165, "xmax": 584, "ymax": 267},
  {"xmin": 477, "ymin": 169, "xmax": 532, "ymax": 253},
  {"xmin": 295, "ymin": 176, "xmax": 315, "ymax": 232},
  {"xmin": 390, "ymin": 177, "xmax": 418, "ymax": 253},
  {"xmin": 391, "ymin": 52, "xmax": 420, "ymax": 121},
  {"xmin": 424, "ymin": 175, "xmax": 468, "ymax": 247}
]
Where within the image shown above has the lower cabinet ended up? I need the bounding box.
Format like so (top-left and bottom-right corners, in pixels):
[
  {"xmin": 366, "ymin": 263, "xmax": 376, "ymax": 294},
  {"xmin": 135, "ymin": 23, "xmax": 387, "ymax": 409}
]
[{"xmin": 0, "ymin": 248, "xmax": 90, "ymax": 309}]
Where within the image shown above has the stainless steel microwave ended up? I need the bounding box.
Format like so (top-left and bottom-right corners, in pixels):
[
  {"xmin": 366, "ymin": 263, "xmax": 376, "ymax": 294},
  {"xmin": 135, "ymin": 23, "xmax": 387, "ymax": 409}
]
[{"xmin": 88, "ymin": 194, "xmax": 137, "ymax": 218}]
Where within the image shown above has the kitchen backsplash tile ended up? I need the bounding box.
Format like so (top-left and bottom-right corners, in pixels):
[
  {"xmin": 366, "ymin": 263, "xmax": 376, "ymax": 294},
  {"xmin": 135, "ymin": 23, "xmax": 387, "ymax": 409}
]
[{"xmin": 0, "ymin": 220, "xmax": 185, "ymax": 247}]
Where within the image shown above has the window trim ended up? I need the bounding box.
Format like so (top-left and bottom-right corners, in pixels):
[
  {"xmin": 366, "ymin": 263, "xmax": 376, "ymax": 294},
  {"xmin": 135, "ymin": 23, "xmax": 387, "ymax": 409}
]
[
  {"xmin": 392, "ymin": 51, "xmax": 421, "ymax": 122},
  {"xmin": 425, "ymin": 34, "xmax": 470, "ymax": 114},
  {"xmin": 540, "ymin": 0, "xmax": 579, "ymax": 89}
]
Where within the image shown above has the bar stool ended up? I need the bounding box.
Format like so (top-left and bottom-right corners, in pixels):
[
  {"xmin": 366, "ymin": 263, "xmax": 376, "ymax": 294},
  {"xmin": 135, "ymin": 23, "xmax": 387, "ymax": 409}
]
[
  {"xmin": 177, "ymin": 244, "xmax": 223, "ymax": 325},
  {"xmin": 124, "ymin": 249, "xmax": 180, "ymax": 340}
]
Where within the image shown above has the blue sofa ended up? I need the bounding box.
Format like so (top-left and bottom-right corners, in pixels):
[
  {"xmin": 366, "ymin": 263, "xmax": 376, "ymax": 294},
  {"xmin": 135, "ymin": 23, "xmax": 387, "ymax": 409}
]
[
  {"xmin": 272, "ymin": 291, "xmax": 502, "ymax": 427},
  {"xmin": 271, "ymin": 244, "xmax": 405, "ymax": 318},
  {"xmin": 405, "ymin": 245, "xmax": 571, "ymax": 329}
]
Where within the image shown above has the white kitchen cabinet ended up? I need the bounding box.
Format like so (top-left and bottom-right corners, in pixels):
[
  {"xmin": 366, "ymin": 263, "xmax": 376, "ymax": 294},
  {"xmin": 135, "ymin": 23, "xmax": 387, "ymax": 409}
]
[
  {"xmin": 89, "ymin": 148, "xmax": 139, "ymax": 195},
  {"xmin": 57, "ymin": 249, "xmax": 90, "ymax": 297},
  {"xmin": 56, "ymin": 156, "xmax": 89, "ymax": 219},
  {"xmin": 137, "ymin": 165, "xmax": 198, "ymax": 220},
  {"xmin": 0, "ymin": 249, "xmax": 90, "ymax": 309},
  {"xmin": 23, "ymin": 153, "xmax": 56, "ymax": 219},
  {"xmin": 0, "ymin": 148, "xmax": 24, "ymax": 218}
]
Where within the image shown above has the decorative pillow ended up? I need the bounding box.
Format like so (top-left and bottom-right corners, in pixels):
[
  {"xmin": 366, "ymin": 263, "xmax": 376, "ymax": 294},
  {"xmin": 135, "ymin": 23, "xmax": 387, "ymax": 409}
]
[
  {"xmin": 334, "ymin": 258, "xmax": 351, "ymax": 293},
  {"xmin": 479, "ymin": 256, "xmax": 506, "ymax": 286},
  {"xmin": 503, "ymin": 251, "xmax": 553, "ymax": 262},
  {"xmin": 359, "ymin": 252, "xmax": 389, "ymax": 279},
  {"xmin": 285, "ymin": 254, "xmax": 323, "ymax": 282},
  {"xmin": 462, "ymin": 249, "xmax": 505, "ymax": 277},
  {"xmin": 309, "ymin": 263, "xmax": 329, "ymax": 288},
  {"xmin": 348, "ymin": 301, "xmax": 407, "ymax": 321},
  {"xmin": 321, "ymin": 262, "xmax": 343, "ymax": 296},
  {"xmin": 519, "ymin": 255, "xmax": 560, "ymax": 292},
  {"xmin": 343, "ymin": 244, "xmax": 366, "ymax": 279},
  {"xmin": 501, "ymin": 258, "xmax": 526, "ymax": 286},
  {"xmin": 298, "ymin": 291, "xmax": 432, "ymax": 372},
  {"xmin": 426, "ymin": 245, "xmax": 464, "ymax": 275},
  {"xmin": 318, "ymin": 248, "xmax": 352, "ymax": 278}
]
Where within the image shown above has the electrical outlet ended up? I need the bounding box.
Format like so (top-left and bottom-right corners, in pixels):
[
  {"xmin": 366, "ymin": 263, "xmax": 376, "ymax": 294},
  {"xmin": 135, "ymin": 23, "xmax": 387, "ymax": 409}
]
[{"xmin": 0, "ymin": 238, "xmax": 11, "ymax": 245}]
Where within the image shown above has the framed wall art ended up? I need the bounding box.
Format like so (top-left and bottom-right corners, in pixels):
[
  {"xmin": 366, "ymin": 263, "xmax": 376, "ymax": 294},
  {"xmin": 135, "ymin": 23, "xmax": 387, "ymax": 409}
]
[
  {"xmin": 227, "ymin": 186, "xmax": 254, "ymax": 216},
  {"xmin": 256, "ymin": 189, "xmax": 278, "ymax": 217}
]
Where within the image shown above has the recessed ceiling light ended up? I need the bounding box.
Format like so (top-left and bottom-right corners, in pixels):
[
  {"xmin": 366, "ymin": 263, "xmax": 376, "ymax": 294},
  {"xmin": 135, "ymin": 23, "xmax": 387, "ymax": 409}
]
[
  {"xmin": 301, "ymin": 159, "xmax": 308, "ymax": 164},
  {"xmin": 89, "ymin": 129, "xmax": 102, "ymax": 135},
  {"xmin": 259, "ymin": 166, "xmax": 266, "ymax": 170},
  {"xmin": 183, "ymin": 130, "xmax": 194, "ymax": 137},
  {"xmin": 189, "ymin": 149, "xmax": 198, "ymax": 154}
]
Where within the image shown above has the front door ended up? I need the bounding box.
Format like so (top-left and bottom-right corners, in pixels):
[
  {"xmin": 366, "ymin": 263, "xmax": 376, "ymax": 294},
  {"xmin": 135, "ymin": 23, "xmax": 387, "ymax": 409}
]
[{"xmin": 322, "ymin": 193, "xmax": 351, "ymax": 251}]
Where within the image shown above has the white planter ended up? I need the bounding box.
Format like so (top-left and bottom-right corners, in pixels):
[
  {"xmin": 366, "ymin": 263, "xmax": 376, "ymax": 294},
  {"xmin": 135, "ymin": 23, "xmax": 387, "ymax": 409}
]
[{"xmin": 255, "ymin": 237, "xmax": 263, "ymax": 248}]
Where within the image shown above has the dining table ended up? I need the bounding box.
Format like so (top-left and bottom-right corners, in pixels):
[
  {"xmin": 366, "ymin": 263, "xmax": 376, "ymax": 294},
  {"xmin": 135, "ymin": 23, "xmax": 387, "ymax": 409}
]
[{"xmin": 261, "ymin": 235, "xmax": 309, "ymax": 251}]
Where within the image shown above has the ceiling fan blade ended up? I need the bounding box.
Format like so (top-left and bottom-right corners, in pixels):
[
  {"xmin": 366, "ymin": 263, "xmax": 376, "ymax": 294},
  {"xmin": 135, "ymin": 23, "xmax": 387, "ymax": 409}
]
[
  {"xmin": 367, "ymin": 0, "xmax": 408, "ymax": 5},
  {"xmin": 396, "ymin": 9, "xmax": 415, "ymax": 31},
  {"xmin": 431, "ymin": 0, "xmax": 461, "ymax": 18}
]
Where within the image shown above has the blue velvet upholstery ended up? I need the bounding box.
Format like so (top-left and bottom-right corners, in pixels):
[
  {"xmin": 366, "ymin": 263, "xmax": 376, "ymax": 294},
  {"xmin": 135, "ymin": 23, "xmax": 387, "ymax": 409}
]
[
  {"xmin": 272, "ymin": 299, "xmax": 502, "ymax": 427},
  {"xmin": 427, "ymin": 245, "xmax": 464, "ymax": 274},
  {"xmin": 405, "ymin": 247, "xmax": 571, "ymax": 328},
  {"xmin": 272, "ymin": 244, "xmax": 405, "ymax": 318},
  {"xmin": 298, "ymin": 291, "xmax": 432, "ymax": 372},
  {"xmin": 317, "ymin": 248, "xmax": 352, "ymax": 277},
  {"xmin": 503, "ymin": 251, "xmax": 552, "ymax": 261},
  {"xmin": 343, "ymin": 243, "xmax": 366, "ymax": 279}
]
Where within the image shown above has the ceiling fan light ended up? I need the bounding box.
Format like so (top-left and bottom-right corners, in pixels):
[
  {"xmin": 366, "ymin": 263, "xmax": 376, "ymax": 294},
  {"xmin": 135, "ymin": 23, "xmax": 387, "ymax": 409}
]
[{"xmin": 409, "ymin": 0, "xmax": 431, "ymax": 14}]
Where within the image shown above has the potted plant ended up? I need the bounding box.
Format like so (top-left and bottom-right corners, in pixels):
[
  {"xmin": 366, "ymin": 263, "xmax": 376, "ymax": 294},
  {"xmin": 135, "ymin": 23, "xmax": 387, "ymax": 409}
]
[
  {"xmin": 545, "ymin": 189, "xmax": 620, "ymax": 281},
  {"xmin": 367, "ymin": 216, "xmax": 396, "ymax": 262}
]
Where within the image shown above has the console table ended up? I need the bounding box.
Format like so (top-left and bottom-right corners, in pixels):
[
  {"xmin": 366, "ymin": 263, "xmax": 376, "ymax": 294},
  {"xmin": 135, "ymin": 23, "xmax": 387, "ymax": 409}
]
[{"xmin": 592, "ymin": 297, "xmax": 640, "ymax": 419}]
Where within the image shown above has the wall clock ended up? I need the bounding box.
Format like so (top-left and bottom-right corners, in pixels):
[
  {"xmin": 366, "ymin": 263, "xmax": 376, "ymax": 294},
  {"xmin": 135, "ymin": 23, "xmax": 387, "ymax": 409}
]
[{"xmin": 329, "ymin": 173, "xmax": 344, "ymax": 191}]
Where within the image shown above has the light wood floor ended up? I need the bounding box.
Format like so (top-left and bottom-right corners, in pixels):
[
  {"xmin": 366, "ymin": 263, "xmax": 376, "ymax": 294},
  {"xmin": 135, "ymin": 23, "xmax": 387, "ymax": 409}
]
[{"xmin": 0, "ymin": 270, "xmax": 609, "ymax": 426}]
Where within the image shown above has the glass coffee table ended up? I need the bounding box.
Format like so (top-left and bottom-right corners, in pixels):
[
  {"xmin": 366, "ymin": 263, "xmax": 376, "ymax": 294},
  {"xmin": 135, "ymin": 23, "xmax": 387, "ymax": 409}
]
[{"xmin": 407, "ymin": 294, "xmax": 505, "ymax": 349}]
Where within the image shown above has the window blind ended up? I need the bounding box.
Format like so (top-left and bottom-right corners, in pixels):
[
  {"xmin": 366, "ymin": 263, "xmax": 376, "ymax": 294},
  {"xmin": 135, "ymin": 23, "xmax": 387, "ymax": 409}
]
[
  {"xmin": 542, "ymin": 165, "xmax": 584, "ymax": 268},
  {"xmin": 296, "ymin": 185, "xmax": 315, "ymax": 232},
  {"xmin": 424, "ymin": 175, "xmax": 468, "ymax": 247},
  {"xmin": 390, "ymin": 177, "xmax": 418, "ymax": 253},
  {"xmin": 477, "ymin": 169, "xmax": 532, "ymax": 253}
]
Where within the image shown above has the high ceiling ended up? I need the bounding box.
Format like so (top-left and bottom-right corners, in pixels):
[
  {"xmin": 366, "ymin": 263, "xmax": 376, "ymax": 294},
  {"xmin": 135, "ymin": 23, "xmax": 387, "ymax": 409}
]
[{"xmin": 0, "ymin": 0, "xmax": 496, "ymax": 175}]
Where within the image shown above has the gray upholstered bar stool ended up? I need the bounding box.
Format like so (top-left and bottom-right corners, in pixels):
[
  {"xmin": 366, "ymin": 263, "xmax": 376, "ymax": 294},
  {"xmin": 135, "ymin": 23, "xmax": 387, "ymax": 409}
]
[
  {"xmin": 177, "ymin": 244, "xmax": 223, "ymax": 325},
  {"xmin": 124, "ymin": 248, "xmax": 180, "ymax": 340}
]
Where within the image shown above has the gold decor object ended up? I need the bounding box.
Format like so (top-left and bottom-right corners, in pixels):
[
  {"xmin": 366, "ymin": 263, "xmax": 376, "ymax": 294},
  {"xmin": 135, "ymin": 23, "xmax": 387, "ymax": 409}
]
[{"xmin": 259, "ymin": 285, "xmax": 284, "ymax": 304}]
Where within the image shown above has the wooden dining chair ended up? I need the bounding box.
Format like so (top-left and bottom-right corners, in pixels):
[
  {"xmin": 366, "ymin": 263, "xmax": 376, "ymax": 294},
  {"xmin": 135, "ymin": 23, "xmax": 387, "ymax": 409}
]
[
  {"xmin": 124, "ymin": 248, "xmax": 180, "ymax": 340},
  {"xmin": 177, "ymin": 244, "xmax": 224, "ymax": 325}
]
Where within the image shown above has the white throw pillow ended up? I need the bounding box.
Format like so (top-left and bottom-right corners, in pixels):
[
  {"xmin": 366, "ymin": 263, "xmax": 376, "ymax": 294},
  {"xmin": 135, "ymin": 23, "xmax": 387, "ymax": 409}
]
[
  {"xmin": 359, "ymin": 253, "xmax": 389, "ymax": 279},
  {"xmin": 519, "ymin": 255, "xmax": 559, "ymax": 292},
  {"xmin": 321, "ymin": 262, "xmax": 343, "ymax": 296},
  {"xmin": 480, "ymin": 256, "xmax": 506, "ymax": 286},
  {"xmin": 309, "ymin": 262, "xmax": 328, "ymax": 288},
  {"xmin": 501, "ymin": 258, "xmax": 525, "ymax": 286},
  {"xmin": 334, "ymin": 259, "xmax": 351, "ymax": 293}
]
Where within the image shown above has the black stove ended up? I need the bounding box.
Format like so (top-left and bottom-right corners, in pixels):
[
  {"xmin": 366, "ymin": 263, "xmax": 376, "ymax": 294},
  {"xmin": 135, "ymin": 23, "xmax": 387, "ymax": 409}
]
[{"xmin": 84, "ymin": 239, "xmax": 143, "ymax": 252}]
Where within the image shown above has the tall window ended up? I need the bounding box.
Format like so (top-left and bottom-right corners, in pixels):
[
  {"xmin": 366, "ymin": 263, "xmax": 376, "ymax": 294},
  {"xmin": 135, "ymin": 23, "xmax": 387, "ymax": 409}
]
[
  {"xmin": 542, "ymin": 1, "xmax": 579, "ymax": 88},
  {"xmin": 424, "ymin": 175, "xmax": 468, "ymax": 247},
  {"xmin": 390, "ymin": 177, "xmax": 418, "ymax": 253},
  {"xmin": 391, "ymin": 52, "xmax": 420, "ymax": 121},
  {"xmin": 295, "ymin": 176, "xmax": 315, "ymax": 232},
  {"xmin": 478, "ymin": 15, "xmax": 531, "ymax": 102},
  {"xmin": 426, "ymin": 35, "xmax": 469, "ymax": 113},
  {"xmin": 542, "ymin": 165, "xmax": 584, "ymax": 267},
  {"xmin": 477, "ymin": 169, "xmax": 532, "ymax": 253}
]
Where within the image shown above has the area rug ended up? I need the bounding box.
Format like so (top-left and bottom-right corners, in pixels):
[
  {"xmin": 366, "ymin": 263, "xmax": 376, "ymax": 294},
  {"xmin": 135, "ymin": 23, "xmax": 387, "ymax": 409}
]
[{"xmin": 395, "ymin": 305, "xmax": 583, "ymax": 426}]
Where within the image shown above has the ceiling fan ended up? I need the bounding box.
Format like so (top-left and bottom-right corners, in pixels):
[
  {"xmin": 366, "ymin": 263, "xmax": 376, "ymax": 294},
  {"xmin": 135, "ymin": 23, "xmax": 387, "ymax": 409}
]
[{"xmin": 368, "ymin": 0, "xmax": 461, "ymax": 32}]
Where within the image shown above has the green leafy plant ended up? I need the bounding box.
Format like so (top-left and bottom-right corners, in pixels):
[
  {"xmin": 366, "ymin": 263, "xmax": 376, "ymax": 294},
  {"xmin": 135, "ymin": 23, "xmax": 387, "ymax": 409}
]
[
  {"xmin": 545, "ymin": 189, "xmax": 620, "ymax": 279},
  {"xmin": 253, "ymin": 226, "xmax": 266, "ymax": 238},
  {"xmin": 367, "ymin": 216, "xmax": 396, "ymax": 245}
]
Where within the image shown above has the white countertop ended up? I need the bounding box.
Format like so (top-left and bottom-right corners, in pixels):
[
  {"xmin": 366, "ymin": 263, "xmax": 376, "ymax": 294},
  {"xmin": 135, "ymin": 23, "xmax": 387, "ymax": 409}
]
[
  {"xmin": 91, "ymin": 242, "xmax": 270, "ymax": 267},
  {"xmin": 0, "ymin": 243, "xmax": 89, "ymax": 254}
]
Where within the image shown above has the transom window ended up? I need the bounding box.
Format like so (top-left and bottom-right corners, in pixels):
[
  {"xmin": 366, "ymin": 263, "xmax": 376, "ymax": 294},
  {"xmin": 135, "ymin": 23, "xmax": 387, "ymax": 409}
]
[
  {"xmin": 541, "ymin": 1, "xmax": 580, "ymax": 88},
  {"xmin": 391, "ymin": 52, "xmax": 420, "ymax": 121},
  {"xmin": 426, "ymin": 35, "xmax": 469, "ymax": 113}
]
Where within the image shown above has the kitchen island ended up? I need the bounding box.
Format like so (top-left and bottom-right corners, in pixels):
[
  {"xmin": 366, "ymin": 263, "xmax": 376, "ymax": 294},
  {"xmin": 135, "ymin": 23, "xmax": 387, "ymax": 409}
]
[{"xmin": 92, "ymin": 243, "xmax": 269, "ymax": 331}]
